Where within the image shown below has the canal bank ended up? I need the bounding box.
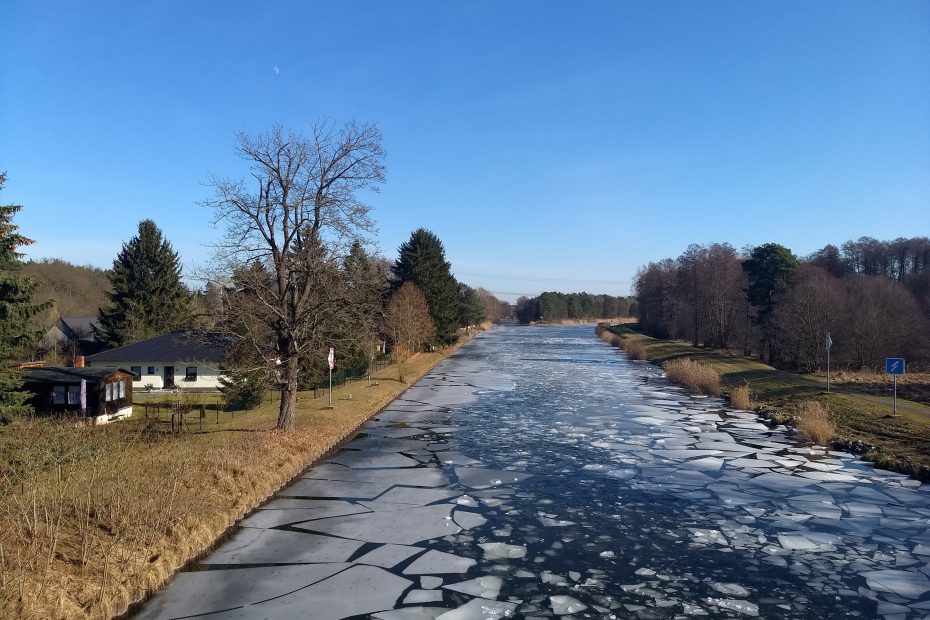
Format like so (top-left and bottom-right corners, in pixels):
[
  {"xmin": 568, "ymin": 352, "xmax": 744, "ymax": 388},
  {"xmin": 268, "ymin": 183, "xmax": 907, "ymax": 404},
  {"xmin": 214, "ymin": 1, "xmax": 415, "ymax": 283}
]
[
  {"xmin": 137, "ymin": 325, "xmax": 930, "ymax": 619},
  {"xmin": 601, "ymin": 323, "xmax": 930, "ymax": 479}
]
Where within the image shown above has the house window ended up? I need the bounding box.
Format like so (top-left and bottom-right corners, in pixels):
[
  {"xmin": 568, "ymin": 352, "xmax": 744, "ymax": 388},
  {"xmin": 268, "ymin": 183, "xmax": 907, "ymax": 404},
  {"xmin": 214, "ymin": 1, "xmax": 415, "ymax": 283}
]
[
  {"xmin": 148, "ymin": 366, "xmax": 157, "ymax": 375},
  {"xmin": 105, "ymin": 383, "xmax": 112, "ymax": 402},
  {"xmin": 53, "ymin": 385, "xmax": 66, "ymax": 405},
  {"xmin": 67, "ymin": 385, "xmax": 81, "ymax": 405},
  {"xmin": 185, "ymin": 366, "xmax": 197, "ymax": 381},
  {"xmin": 130, "ymin": 366, "xmax": 142, "ymax": 380}
]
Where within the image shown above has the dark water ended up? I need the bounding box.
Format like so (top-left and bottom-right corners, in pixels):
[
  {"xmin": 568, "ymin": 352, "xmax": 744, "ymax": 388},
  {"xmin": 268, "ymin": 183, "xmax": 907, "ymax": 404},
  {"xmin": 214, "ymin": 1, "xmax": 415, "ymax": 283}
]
[{"xmin": 137, "ymin": 325, "xmax": 930, "ymax": 620}]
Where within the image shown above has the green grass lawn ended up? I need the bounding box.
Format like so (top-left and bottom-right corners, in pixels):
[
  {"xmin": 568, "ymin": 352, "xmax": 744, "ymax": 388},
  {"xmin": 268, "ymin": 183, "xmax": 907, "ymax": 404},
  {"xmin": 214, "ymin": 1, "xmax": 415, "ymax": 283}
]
[{"xmin": 606, "ymin": 324, "xmax": 930, "ymax": 478}]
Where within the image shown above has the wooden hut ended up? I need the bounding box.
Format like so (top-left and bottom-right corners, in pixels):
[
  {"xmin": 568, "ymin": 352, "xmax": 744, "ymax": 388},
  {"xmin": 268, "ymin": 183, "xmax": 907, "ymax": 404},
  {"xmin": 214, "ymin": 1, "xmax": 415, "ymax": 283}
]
[{"xmin": 22, "ymin": 367, "xmax": 134, "ymax": 424}]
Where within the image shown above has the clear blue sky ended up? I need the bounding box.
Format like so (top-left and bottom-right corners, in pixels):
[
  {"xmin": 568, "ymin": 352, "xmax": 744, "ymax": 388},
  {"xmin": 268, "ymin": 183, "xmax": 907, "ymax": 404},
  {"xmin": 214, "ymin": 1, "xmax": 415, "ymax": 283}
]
[{"xmin": 2, "ymin": 1, "xmax": 928, "ymax": 301}]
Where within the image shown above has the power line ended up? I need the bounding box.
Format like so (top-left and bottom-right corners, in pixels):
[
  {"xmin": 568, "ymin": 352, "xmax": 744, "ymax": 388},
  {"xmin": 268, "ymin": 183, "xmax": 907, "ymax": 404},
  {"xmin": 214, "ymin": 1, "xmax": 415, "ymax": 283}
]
[{"xmin": 455, "ymin": 271, "xmax": 631, "ymax": 285}]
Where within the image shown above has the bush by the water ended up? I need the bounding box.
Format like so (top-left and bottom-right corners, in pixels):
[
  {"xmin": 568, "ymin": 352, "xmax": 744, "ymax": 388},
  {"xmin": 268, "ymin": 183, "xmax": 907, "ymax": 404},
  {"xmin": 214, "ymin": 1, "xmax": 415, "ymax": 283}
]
[
  {"xmin": 796, "ymin": 400, "xmax": 835, "ymax": 446},
  {"xmin": 729, "ymin": 384, "xmax": 752, "ymax": 410},
  {"xmin": 622, "ymin": 339, "xmax": 647, "ymax": 360},
  {"xmin": 663, "ymin": 358, "xmax": 721, "ymax": 396}
]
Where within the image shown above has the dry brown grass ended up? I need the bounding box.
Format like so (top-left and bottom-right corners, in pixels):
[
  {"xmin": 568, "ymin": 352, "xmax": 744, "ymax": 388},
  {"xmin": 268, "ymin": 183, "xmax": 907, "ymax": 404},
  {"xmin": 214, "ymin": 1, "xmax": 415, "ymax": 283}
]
[
  {"xmin": 729, "ymin": 384, "xmax": 752, "ymax": 410},
  {"xmin": 596, "ymin": 325, "xmax": 647, "ymax": 360},
  {"xmin": 796, "ymin": 400, "xmax": 836, "ymax": 446},
  {"xmin": 830, "ymin": 370, "xmax": 930, "ymax": 385},
  {"xmin": 0, "ymin": 340, "xmax": 471, "ymax": 620},
  {"xmin": 663, "ymin": 358, "xmax": 722, "ymax": 396},
  {"xmin": 622, "ymin": 339, "xmax": 647, "ymax": 360}
]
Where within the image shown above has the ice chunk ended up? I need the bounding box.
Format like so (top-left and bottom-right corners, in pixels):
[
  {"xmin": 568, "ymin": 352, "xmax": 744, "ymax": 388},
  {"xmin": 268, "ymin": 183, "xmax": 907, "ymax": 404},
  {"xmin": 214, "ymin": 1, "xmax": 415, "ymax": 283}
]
[
  {"xmin": 405, "ymin": 590, "xmax": 446, "ymax": 604},
  {"xmin": 479, "ymin": 542, "xmax": 527, "ymax": 560},
  {"xmin": 861, "ymin": 569, "xmax": 930, "ymax": 599},
  {"xmin": 404, "ymin": 550, "xmax": 477, "ymax": 574},
  {"xmin": 705, "ymin": 597, "xmax": 759, "ymax": 616},
  {"xmin": 421, "ymin": 576, "xmax": 443, "ymax": 589},
  {"xmin": 550, "ymin": 595, "xmax": 588, "ymax": 615},
  {"xmin": 711, "ymin": 582, "xmax": 750, "ymax": 597},
  {"xmin": 436, "ymin": 598, "xmax": 517, "ymax": 620},
  {"xmin": 444, "ymin": 576, "xmax": 503, "ymax": 598}
]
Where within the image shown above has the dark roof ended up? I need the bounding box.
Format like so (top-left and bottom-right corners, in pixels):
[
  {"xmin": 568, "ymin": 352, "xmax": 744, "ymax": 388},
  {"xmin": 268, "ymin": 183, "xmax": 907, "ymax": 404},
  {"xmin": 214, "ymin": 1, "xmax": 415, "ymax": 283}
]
[
  {"xmin": 86, "ymin": 332, "xmax": 226, "ymax": 364},
  {"xmin": 60, "ymin": 316, "xmax": 99, "ymax": 338},
  {"xmin": 23, "ymin": 367, "xmax": 129, "ymax": 385}
]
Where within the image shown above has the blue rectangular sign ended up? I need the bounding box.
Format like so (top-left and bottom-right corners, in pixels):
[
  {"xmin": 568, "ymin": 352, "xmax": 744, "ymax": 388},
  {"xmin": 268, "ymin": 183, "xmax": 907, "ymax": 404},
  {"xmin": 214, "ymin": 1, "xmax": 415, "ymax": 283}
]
[{"xmin": 885, "ymin": 358, "xmax": 905, "ymax": 375}]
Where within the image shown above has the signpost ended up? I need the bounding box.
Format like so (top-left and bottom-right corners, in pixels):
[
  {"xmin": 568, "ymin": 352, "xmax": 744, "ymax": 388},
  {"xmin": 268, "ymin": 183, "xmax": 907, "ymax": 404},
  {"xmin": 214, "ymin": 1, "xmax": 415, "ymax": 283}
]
[
  {"xmin": 825, "ymin": 333, "xmax": 833, "ymax": 393},
  {"xmin": 327, "ymin": 347, "xmax": 335, "ymax": 408},
  {"xmin": 885, "ymin": 357, "xmax": 905, "ymax": 416}
]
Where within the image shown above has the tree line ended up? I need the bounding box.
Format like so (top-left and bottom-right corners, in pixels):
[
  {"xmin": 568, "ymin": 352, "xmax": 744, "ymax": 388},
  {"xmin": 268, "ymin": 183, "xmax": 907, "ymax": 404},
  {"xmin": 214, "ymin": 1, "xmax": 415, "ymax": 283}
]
[
  {"xmin": 0, "ymin": 121, "xmax": 507, "ymax": 426},
  {"xmin": 515, "ymin": 291, "xmax": 633, "ymax": 324},
  {"xmin": 634, "ymin": 238, "xmax": 930, "ymax": 372}
]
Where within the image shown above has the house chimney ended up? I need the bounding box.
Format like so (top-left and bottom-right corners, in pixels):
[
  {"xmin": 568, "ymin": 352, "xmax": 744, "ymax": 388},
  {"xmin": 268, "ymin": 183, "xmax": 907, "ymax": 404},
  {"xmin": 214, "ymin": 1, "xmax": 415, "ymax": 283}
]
[{"xmin": 74, "ymin": 356, "xmax": 85, "ymax": 368}]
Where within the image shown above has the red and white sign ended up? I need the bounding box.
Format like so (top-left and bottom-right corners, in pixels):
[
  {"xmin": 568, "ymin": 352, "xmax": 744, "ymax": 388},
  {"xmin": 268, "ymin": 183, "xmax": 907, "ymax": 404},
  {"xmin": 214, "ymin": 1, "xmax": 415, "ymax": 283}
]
[{"xmin": 327, "ymin": 347, "xmax": 335, "ymax": 370}]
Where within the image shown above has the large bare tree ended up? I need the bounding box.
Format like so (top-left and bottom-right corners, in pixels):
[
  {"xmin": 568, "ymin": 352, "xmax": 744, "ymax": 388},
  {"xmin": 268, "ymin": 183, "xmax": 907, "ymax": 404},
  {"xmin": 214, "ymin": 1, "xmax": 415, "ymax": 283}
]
[{"xmin": 206, "ymin": 121, "xmax": 386, "ymax": 430}]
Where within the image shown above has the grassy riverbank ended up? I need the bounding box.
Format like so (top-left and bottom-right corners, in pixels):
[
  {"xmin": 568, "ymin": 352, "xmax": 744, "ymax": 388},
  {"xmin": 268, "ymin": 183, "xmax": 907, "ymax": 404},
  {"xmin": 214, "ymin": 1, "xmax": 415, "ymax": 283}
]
[
  {"xmin": 599, "ymin": 324, "xmax": 930, "ymax": 479},
  {"xmin": 0, "ymin": 335, "xmax": 479, "ymax": 620}
]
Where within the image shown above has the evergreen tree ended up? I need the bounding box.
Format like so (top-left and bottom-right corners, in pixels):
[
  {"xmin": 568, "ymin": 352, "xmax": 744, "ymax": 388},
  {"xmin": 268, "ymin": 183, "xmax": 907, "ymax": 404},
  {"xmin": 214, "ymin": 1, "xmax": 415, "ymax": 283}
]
[
  {"xmin": 0, "ymin": 173, "xmax": 50, "ymax": 420},
  {"xmin": 742, "ymin": 243, "xmax": 799, "ymax": 361},
  {"xmin": 97, "ymin": 219, "xmax": 192, "ymax": 347},
  {"xmin": 457, "ymin": 283, "xmax": 485, "ymax": 328},
  {"xmin": 392, "ymin": 229, "xmax": 460, "ymax": 345}
]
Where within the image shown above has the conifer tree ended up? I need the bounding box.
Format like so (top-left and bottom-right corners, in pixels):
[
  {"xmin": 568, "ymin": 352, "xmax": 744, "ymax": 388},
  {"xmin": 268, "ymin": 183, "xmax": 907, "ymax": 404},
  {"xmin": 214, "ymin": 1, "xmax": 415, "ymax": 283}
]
[
  {"xmin": 392, "ymin": 229, "xmax": 460, "ymax": 345},
  {"xmin": 0, "ymin": 173, "xmax": 50, "ymax": 420},
  {"xmin": 97, "ymin": 219, "xmax": 192, "ymax": 347}
]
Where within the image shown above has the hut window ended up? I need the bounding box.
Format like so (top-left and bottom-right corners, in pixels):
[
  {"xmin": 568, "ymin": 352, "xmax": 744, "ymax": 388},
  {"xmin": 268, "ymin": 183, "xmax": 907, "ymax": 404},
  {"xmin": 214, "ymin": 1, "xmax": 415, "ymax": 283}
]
[
  {"xmin": 67, "ymin": 385, "xmax": 81, "ymax": 405},
  {"xmin": 105, "ymin": 383, "xmax": 112, "ymax": 402},
  {"xmin": 185, "ymin": 367, "xmax": 197, "ymax": 381},
  {"xmin": 53, "ymin": 386, "xmax": 66, "ymax": 405},
  {"xmin": 117, "ymin": 381, "xmax": 125, "ymax": 399}
]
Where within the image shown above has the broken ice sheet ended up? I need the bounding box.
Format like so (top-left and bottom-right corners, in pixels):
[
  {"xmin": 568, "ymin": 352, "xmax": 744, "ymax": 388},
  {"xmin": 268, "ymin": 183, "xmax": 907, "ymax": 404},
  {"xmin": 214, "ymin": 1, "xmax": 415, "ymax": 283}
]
[
  {"xmin": 479, "ymin": 542, "xmax": 527, "ymax": 560},
  {"xmin": 705, "ymin": 597, "xmax": 759, "ymax": 617},
  {"xmin": 862, "ymin": 569, "xmax": 930, "ymax": 599},
  {"xmin": 443, "ymin": 575, "xmax": 503, "ymax": 598},
  {"xmin": 404, "ymin": 550, "xmax": 477, "ymax": 574},
  {"xmin": 550, "ymin": 595, "xmax": 587, "ymax": 615},
  {"xmin": 436, "ymin": 597, "xmax": 517, "ymax": 620}
]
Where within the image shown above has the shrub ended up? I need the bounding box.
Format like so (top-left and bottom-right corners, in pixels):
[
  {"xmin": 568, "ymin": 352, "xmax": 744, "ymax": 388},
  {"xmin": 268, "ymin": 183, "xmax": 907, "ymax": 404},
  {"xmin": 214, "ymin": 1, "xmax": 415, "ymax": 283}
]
[
  {"xmin": 796, "ymin": 400, "xmax": 835, "ymax": 446},
  {"xmin": 729, "ymin": 384, "xmax": 752, "ymax": 410},
  {"xmin": 622, "ymin": 339, "xmax": 647, "ymax": 360},
  {"xmin": 662, "ymin": 358, "xmax": 721, "ymax": 396}
]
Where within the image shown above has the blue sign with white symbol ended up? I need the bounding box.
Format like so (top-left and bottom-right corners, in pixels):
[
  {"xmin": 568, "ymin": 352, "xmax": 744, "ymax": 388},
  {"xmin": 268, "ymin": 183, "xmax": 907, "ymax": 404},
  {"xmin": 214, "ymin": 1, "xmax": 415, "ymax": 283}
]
[{"xmin": 885, "ymin": 358, "xmax": 905, "ymax": 375}]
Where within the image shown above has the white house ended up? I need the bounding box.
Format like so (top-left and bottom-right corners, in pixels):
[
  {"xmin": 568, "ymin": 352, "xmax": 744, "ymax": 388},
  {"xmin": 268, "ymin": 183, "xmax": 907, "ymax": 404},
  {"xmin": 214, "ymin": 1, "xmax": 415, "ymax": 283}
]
[{"xmin": 86, "ymin": 332, "xmax": 227, "ymax": 391}]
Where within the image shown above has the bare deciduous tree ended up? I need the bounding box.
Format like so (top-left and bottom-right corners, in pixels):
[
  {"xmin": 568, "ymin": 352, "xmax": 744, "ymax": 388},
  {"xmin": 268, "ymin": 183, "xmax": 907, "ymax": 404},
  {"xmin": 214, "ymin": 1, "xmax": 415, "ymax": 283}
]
[
  {"xmin": 205, "ymin": 121, "xmax": 386, "ymax": 430},
  {"xmin": 383, "ymin": 282, "xmax": 435, "ymax": 356}
]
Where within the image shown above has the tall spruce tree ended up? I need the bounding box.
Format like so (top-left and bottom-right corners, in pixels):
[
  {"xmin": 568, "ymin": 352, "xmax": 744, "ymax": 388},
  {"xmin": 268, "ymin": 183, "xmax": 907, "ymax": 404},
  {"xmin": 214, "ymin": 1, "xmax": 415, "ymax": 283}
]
[
  {"xmin": 0, "ymin": 173, "xmax": 50, "ymax": 420},
  {"xmin": 392, "ymin": 229, "xmax": 460, "ymax": 345},
  {"xmin": 97, "ymin": 219, "xmax": 192, "ymax": 347}
]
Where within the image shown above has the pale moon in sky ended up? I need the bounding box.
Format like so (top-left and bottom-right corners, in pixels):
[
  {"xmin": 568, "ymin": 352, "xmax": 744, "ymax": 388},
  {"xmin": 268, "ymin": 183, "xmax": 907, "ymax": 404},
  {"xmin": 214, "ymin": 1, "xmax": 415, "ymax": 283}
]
[{"xmin": 273, "ymin": 66, "xmax": 280, "ymax": 74}]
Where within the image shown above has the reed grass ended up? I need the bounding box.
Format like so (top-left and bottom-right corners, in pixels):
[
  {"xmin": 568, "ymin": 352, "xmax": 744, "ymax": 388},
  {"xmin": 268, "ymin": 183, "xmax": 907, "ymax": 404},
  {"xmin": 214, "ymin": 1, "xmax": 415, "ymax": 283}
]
[
  {"xmin": 796, "ymin": 400, "xmax": 836, "ymax": 446},
  {"xmin": 729, "ymin": 384, "xmax": 752, "ymax": 410},
  {"xmin": 662, "ymin": 358, "xmax": 722, "ymax": 396}
]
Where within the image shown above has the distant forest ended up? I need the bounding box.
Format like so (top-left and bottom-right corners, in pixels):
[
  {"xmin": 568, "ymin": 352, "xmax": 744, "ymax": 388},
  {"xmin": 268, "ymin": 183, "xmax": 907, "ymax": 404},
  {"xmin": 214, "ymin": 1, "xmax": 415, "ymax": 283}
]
[
  {"xmin": 634, "ymin": 236, "xmax": 930, "ymax": 372},
  {"xmin": 515, "ymin": 292, "xmax": 634, "ymax": 323},
  {"xmin": 23, "ymin": 259, "xmax": 111, "ymax": 319}
]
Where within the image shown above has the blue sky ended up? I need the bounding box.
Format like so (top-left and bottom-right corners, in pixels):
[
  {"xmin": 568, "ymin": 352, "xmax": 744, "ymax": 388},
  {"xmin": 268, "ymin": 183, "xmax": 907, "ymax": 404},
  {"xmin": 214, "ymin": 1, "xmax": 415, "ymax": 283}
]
[{"xmin": 2, "ymin": 1, "xmax": 928, "ymax": 301}]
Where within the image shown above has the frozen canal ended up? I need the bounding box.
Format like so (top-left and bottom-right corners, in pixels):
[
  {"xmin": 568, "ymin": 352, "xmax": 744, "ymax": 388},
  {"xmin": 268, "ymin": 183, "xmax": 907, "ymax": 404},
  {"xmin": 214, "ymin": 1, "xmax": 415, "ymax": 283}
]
[{"xmin": 137, "ymin": 325, "xmax": 930, "ymax": 619}]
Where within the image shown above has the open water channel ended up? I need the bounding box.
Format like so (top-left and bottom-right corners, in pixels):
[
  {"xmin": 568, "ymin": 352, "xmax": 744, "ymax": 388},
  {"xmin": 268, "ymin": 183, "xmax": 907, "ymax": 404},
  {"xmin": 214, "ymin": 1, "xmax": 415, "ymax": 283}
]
[{"xmin": 137, "ymin": 325, "xmax": 930, "ymax": 619}]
